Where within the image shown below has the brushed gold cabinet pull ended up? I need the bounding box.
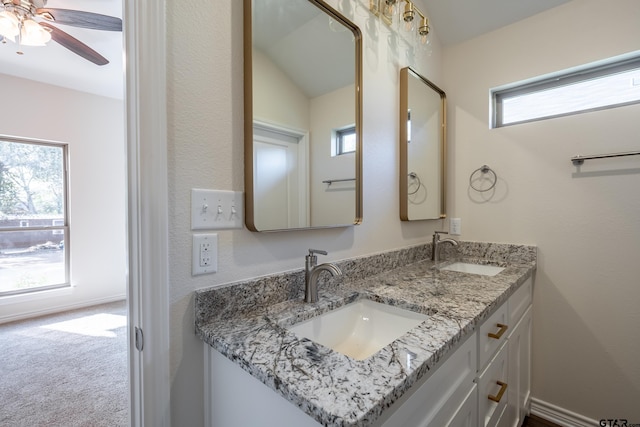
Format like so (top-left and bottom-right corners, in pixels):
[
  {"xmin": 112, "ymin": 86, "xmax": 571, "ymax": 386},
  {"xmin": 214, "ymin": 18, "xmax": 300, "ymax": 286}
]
[
  {"xmin": 488, "ymin": 323, "xmax": 508, "ymax": 339},
  {"xmin": 488, "ymin": 381, "xmax": 508, "ymax": 403}
]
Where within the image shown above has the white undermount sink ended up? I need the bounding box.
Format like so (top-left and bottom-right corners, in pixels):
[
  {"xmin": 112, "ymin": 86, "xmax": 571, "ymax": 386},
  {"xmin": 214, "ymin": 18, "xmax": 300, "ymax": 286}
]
[
  {"xmin": 439, "ymin": 262, "xmax": 505, "ymax": 276},
  {"xmin": 287, "ymin": 299, "xmax": 427, "ymax": 360}
]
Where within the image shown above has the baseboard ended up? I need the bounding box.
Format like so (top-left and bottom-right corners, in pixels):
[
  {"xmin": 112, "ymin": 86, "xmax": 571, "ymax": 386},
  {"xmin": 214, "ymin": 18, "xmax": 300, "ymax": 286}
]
[
  {"xmin": 0, "ymin": 294, "xmax": 126, "ymax": 324},
  {"xmin": 530, "ymin": 397, "xmax": 599, "ymax": 427}
]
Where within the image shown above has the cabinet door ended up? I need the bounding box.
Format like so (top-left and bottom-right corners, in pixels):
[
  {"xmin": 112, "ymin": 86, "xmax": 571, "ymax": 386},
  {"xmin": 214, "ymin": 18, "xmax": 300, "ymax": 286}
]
[
  {"xmin": 506, "ymin": 306, "xmax": 532, "ymax": 427},
  {"xmin": 445, "ymin": 385, "xmax": 477, "ymax": 427},
  {"xmin": 205, "ymin": 346, "xmax": 322, "ymax": 427}
]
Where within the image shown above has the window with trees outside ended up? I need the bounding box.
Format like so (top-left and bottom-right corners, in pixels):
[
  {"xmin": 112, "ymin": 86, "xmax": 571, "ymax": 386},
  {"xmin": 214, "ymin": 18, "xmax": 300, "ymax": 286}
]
[{"xmin": 0, "ymin": 137, "xmax": 69, "ymax": 296}]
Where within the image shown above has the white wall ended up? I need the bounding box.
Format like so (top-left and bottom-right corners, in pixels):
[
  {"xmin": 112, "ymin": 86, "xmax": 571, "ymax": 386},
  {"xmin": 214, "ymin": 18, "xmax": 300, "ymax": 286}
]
[
  {"xmin": 310, "ymin": 84, "xmax": 356, "ymax": 226},
  {"xmin": 253, "ymin": 48, "xmax": 310, "ymax": 129},
  {"xmin": 0, "ymin": 75, "xmax": 126, "ymax": 322},
  {"xmin": 166, "ymin": 0, "xmax": 443, "ymax": 424},
  {"xmin": 442, "ymin": 0, "xmax": 640, "ymax": 420}
]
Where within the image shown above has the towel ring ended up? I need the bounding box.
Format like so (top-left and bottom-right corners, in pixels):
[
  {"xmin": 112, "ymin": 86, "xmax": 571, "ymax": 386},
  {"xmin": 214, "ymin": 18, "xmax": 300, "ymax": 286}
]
[
  {"xmin": 408, "ymin": 172, "xmax": 421, "ymax": 195},
  {"xmin": 469, "ymin": 165, "xmax": 497, "ymax": 192}
]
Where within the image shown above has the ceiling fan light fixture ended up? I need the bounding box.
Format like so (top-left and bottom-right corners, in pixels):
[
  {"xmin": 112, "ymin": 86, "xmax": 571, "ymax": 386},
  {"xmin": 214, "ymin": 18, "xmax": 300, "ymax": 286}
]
[
  {"xmin": 0, "ymin": 10, "xmax": 19, "ymax": 41},
  {"xmin": 20, "ymin": 18, "xmax": 51, "ymax": 46},
  {"xmin": 1, "ymin": 1, "xmax": 122, "ymax": 64}
]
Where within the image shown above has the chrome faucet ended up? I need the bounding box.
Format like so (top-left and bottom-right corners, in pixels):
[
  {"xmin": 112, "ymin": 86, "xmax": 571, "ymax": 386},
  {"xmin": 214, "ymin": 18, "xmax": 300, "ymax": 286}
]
[
  {"xmin": 305, "ymin": 249, "xmax": 342, "ymax": 303},
  {"xmin": 432, "ymin": 231, "xmax": 458, "ymax": 263}
]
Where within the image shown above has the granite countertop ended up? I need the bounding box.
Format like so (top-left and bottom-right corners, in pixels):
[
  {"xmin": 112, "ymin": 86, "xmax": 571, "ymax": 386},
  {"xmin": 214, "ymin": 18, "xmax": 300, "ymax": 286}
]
[{"xmin": 195, "ymin": 243, "xmax": 536, "ymax": 427}]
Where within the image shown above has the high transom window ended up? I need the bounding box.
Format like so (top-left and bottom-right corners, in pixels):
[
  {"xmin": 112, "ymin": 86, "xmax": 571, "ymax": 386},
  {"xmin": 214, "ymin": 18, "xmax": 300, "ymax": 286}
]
[
  {"xmin": 335, "ymin": 126, "xmax": 356, "ymax": 155},
  {"xmin": 492, "ymin": 54, "xmax": 640, "ymax": 128},
  {"xmin": 0, "ymin": 137, "xmax": 69, "ymax": 296}
]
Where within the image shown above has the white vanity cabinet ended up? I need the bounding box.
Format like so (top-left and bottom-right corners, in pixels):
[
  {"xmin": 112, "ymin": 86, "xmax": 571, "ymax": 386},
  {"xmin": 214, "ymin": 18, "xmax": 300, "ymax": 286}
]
[
  {"xmin": 476, "ymin": 278, "xmax": 532, "ymax": 427},
  {"xmin": 204, "ymin": 331, "xmax": 478, "ymax": 427},
  {"xmin": 202, "ymin": 276, "xmax": 533, "ymax": 427}
]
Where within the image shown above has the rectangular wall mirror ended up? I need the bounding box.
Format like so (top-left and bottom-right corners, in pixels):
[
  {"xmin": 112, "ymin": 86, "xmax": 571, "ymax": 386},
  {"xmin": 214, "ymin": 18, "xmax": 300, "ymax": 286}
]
[
  {"xmin": 244, "ymin": 0, "xmax": 363, "ymax": 232},
  {"xmin": 399, "ymin": 67, "xmax": 447, "ymax": 221}
]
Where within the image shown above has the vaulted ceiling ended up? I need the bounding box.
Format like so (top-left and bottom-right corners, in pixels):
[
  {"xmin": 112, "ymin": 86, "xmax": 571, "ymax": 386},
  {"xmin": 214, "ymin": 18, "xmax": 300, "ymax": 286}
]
[{"xmin": 0, "ymin": 0, "xmax": 571, "ymax": 100}]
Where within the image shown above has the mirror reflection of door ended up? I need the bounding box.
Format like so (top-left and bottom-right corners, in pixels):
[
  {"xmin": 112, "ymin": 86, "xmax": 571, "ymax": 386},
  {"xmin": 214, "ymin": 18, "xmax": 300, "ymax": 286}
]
[{"xmin": 253, "ymin": 124, "xmax": 309, "ymax": 230}]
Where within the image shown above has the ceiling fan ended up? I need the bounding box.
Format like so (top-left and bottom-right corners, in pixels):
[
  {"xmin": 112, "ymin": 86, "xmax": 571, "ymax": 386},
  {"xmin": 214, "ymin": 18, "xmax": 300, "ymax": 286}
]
[{"xmin": 0, "ymin": 0, "xmax": 122, "ymax": 65}]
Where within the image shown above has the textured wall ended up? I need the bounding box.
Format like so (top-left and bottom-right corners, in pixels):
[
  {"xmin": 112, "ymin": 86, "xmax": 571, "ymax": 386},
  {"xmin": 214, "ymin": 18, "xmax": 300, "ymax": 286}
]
[
  {"xmin": 442, "ymin": 0, "xmax": 640, "ymax": 420},
  {"xmin": 166, "ymin": 0, "xmax": 443, "ymax": 424}
]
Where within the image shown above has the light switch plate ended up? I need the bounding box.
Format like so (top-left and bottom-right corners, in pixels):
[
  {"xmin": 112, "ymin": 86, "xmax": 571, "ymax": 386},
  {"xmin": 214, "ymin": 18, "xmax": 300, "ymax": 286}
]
[
  {"xmin": 191, "ymin": 189, "xmax": 243, "ymax": 230},
  {"xmin": 192, "ymin": 233, "xmax": 218, "ymax": 275}
]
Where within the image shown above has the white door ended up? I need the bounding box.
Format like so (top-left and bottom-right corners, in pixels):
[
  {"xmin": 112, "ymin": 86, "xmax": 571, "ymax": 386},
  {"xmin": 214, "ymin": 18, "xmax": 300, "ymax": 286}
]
[{"xmin": 253, "ymin": 124, "xmax": 309, "ymax": 230}]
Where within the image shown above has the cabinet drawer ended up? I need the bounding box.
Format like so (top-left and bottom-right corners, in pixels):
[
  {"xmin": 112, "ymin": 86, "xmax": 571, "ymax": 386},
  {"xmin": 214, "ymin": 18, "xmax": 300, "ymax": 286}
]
[
  {"xmin": 478, "ymin": 342, "xmax": 508, "ymax": 427},
  {"xmin": 478, "ymin": 301, "xmax": 508, "ymax": 371},
  {"xmin": 508, "ymin": 277, "xmax": 532, "ymax": 328}
]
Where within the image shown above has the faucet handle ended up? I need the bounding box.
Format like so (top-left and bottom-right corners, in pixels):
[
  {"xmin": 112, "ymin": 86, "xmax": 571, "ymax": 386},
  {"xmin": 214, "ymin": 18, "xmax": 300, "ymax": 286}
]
[
  {"xmin": 308, "ymin": 249, "xmax": 328, "ymax": 257},
  {"xmin": 306, "ymin": 249, "xmax": 327, "ymax": 270},
  {"xmin": 433, "ymin": 231, "xmax": 448, "ymax": 241}
]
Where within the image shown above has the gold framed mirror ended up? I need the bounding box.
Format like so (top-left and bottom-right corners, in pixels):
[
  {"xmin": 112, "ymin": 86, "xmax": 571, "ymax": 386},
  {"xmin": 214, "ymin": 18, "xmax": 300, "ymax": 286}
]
[
  {"xmin": 399, "ymin": 67, "xmax": 447, "ymax": 221},
  {"xmin": 244, "ymin": 0, "xmax": 362, "ymax": 232}
]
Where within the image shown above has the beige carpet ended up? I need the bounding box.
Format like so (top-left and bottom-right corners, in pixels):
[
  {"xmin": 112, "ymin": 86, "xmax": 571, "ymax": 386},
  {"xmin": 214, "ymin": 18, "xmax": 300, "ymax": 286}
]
[{"xmin": 0, "ymin": 301, "xmax": 128, "ymax": 426}]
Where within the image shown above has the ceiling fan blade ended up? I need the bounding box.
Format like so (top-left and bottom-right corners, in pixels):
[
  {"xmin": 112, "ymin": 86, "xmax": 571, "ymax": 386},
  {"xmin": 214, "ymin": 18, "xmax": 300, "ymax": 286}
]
[
  {"xmin": 36, "ymin": 8, "xmax": 122, "ymax": 32},
  {"xmin": 39, "ymin": 22, "xmax": 109, "ymax": 66}
]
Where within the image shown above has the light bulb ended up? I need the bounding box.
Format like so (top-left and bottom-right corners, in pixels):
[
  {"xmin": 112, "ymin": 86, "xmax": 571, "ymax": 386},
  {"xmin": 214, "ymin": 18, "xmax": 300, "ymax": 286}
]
[
  {"xmin": 21, "ymin": 19, "xmax": 51, "ymax": 46},
  {"xmin": 418, "ymin": 16, "xmax": 429, "ymax": 44},
  {"xmin": 0, "ymin": 11, "xmax": 19, "ymax": 42},
  {"xmin": 403, "ymin": 1, "xmax": 415, "ymax": 32},
  {"xmin": 383, "ymin": 0, "xmax": 397, "ymax": 19}
]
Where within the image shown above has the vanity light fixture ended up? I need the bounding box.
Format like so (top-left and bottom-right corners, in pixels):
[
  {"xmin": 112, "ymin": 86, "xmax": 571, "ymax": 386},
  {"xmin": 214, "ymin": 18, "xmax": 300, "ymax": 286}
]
[
  {"xmin": 370, "ymin": 0, "xmax": 430, "ymax": 45},
  {"xmin": 369, "ymin": 0, "xmax": 396, "ymax": 24},
  {"xmin": 402, "ymin": 0, "xmax": 414, "ymax": 30}
]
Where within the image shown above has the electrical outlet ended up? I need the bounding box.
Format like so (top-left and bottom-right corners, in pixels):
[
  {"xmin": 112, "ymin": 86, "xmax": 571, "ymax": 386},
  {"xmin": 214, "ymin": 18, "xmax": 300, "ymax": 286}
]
[
  {"xmin": 200, "ymin": 241, "xmax": 212, "ymax": 266},
  {"xmin": 450, "ymin": 218, "xmax": 462, "ymax": 236},
  {"xmin": 193, "ymin": 234, "xmax": 217, "ymax": 275}
]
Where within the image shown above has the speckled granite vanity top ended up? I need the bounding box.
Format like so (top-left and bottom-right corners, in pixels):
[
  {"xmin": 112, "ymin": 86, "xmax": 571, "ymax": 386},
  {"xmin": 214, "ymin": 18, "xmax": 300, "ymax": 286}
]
[{"xmin": 195, "ymin": 242, "xmax": 536, "ymax": 426}]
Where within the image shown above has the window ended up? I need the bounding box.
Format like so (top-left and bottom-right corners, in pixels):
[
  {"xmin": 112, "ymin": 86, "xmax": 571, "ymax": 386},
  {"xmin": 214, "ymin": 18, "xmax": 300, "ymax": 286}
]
[
  {"xmin": 492, "ymin": 54, "xmax": 640, "ymax": 127},
  {"xmin": 0, "ymin": 137, "xmax": 69, "ymax": 296},
  {"xmin": 335, "ymin": 126, "xmax": 356, "ymax": 155}
]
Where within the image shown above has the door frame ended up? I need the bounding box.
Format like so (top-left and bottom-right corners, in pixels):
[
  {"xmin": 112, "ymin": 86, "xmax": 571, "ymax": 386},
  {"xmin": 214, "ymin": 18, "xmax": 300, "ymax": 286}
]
[
  {"xmin": 124, "ymin": 0, "xmax": 171, "ymax": 425},
  {"xmin": 253, "ymin": 120, "xmax": 310, "ymax": 228}
]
